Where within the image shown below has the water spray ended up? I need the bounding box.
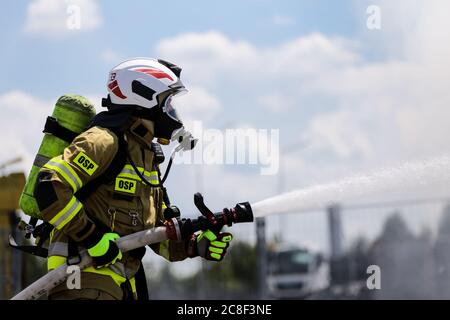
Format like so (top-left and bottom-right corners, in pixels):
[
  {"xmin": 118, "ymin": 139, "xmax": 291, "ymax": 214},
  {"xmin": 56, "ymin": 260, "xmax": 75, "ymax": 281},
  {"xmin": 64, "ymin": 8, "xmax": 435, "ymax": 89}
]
[{"xmin": 252, "ymin": 155, "xmax": 450, "ymax": 217}]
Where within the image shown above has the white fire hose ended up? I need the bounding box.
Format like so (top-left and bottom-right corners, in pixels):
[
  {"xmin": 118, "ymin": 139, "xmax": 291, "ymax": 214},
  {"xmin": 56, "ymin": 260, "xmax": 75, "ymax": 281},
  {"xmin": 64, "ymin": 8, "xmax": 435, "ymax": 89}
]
[{"xmin": 12, "ymin": 226, "xmax": 168, "ymax": 300}]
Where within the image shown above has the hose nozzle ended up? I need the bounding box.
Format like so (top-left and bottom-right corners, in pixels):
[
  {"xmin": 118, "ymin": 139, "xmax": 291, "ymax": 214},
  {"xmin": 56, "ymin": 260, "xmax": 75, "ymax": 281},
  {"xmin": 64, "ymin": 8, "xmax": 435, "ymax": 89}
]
[
  {"xmin": 165, "ymin": 194, "xmax": 254, "ymax": 240},
  {"xmin": 231, "ymin": 202, "xmax": 254, "ymax": 224}
]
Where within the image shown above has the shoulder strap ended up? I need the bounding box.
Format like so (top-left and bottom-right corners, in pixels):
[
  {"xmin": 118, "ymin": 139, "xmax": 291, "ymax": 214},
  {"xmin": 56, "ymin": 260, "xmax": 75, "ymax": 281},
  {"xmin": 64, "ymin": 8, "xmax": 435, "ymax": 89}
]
[
  {"xmin": 43, "ymin": 116, "xmax": 79, "ymax": 143},
  {"xmin": 75, "ymin": 128, "xmax": 128, "ymax": 202}
]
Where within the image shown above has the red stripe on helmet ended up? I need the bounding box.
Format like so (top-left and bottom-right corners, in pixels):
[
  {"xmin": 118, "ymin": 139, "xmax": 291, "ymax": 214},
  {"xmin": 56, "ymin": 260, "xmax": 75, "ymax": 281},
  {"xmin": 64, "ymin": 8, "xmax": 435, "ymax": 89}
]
[
  {"xmin": 108, "ymin": 80, "xmax": 127, "ymax": 99},
  {"xmin": 134, "ymin": 68, "xmax": 174, "ymax": 81}
]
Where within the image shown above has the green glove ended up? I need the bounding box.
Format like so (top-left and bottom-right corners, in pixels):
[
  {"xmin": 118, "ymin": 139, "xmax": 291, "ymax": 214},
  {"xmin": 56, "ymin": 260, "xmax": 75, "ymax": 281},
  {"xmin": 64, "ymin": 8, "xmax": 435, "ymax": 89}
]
[
  {"xmin": 196, "ymin": 230, "xmax": 233, "ymax": 261},
  {"xmin": 87, "ymin": 232, "xmax": 122, "ymax": 268}
]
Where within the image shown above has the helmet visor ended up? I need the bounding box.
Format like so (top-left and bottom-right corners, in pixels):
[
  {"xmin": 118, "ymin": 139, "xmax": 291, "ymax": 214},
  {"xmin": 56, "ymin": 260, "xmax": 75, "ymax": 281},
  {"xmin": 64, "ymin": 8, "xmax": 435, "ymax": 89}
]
[{"xmin": 162, "ymin": 89, "xmax": 187, "ymax": 123}]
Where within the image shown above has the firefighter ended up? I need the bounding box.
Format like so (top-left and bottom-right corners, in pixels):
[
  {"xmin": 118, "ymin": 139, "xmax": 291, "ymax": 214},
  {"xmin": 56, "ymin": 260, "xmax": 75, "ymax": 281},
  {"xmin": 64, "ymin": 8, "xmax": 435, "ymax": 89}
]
[{"xmin": 34, "ymin": 58, "xmax": 233, "ymax": 300}]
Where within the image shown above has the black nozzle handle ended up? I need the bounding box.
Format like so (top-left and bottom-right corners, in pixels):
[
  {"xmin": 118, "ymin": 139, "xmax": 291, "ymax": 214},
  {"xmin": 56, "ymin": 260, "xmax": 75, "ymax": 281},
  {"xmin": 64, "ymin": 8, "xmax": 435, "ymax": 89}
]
[
  {"xmin": 175, "ymin": 200, "xmax": 254, "ymax": 240},
  {"xmin": 194, "ymin": 193, "xmax": 218, "ymax": 227}
]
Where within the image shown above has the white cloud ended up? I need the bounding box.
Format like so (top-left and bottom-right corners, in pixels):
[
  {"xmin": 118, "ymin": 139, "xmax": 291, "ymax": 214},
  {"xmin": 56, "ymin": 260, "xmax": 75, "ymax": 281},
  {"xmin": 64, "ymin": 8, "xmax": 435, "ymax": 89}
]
[
  {"xmin": 155, "ymin": 31, "xmax": 367, "ymax": 164},
  {"xmin": 303, "ymin": 109, "xmax": 374, "ymax": 160},
  {"xmin": 0, "ymin": 91, "xmax": 52, "ymax": 171},
  {"xmin": 258, "ymin": 93, "xmax": 294, "ymax": 112},
  {"xmin": 156, "ymin": 31, "xmax": 359, "ymax": 86},
  {"xmin": 172, "ymin": 85, "xmax": 222, "ymax": 125},
  {"xmin": 295, "ymin": 0, "xmax": 450, "ymax": 164},
  {"xmin": 24, "ymin": 0, "xmax": 102, "ymax": 38}
]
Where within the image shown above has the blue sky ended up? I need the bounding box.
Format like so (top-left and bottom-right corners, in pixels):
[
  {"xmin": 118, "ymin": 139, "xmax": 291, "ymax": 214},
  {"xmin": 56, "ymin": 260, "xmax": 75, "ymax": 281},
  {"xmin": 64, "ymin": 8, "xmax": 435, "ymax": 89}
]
[{"xmin": 1, "ymin": 1, "xmax": 361, "ymax": 98}]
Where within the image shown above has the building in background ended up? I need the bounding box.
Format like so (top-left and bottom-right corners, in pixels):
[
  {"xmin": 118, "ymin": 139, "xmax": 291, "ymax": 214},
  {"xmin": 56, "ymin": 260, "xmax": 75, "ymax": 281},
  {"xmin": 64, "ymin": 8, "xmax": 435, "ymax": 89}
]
[{"xmin": 0, "ymin": 171, "xmax": 25, "ymax": 299}]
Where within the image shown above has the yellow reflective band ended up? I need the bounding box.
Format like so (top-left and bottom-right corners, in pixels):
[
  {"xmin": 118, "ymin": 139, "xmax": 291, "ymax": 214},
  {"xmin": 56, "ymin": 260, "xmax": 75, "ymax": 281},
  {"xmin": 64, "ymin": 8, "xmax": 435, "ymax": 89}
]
[
  {"xmin": 159, "ymin": 240, "xmax": 170, "ymax": 260},
  {"xmin": 47, "ymin": 256, "xmax": 128, "ymax": 287},
  {"xmin": 117, "ymin": 172, "xmax": 140, "ymax": 181},
  {"xmin": 130, "ymin": 277, "xmax": 137, "ymax": 295},
  {"xmin": 209, "ymin": 246, "xmax": 224, "ymax": 254},
  {"xmin": 114, "ymin": 177, "xmax": 137, "ymax": 194},
  {"xmin": 148, "ymin": 170, "xmax": 159, "ymax": 184},
  {"xmin": 117, "ymin": 165, "xmax": 159, "ymax": 185},
  {"xmin": 73, "ymin": 152, "xmax": 99, "ymax": 176},
  {"xmin": 44, "ymin": 158, "xmax": 83, "ymax": 191},
  {"xmin": 83, "ymin": 266, "xmax": 127, "ymax": 287},
  {"xmin": 48, "ymin": 255, "xmax": 66, "ymax": 270},
  {"xmin": 49, "ymin": 197, "xmax": 83, "ymax": 230},
  {"xmin": 162, "ymin": 202, "xmax": 167, "ymax": 210},
  {"xmin": 117, "ymin": 166, "xmax": 142, "ymax": 181}
]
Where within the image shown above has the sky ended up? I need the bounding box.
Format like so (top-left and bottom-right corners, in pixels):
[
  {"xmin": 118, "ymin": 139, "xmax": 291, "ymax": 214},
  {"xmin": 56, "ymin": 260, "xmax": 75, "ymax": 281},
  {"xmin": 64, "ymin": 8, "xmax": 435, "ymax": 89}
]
[{"xmin": 2, "ymin": 0, "xmax": 450, "ymax": 275}]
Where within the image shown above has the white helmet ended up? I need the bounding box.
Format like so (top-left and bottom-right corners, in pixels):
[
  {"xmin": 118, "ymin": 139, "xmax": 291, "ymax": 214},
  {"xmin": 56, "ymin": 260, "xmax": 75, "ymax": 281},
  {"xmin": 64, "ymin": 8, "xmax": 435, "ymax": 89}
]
[
  {"xmin": 106, "ymin": 57, "xmax": 186, "ymax": 108},
  {"xmin": 104, "ymin": 57, "xmax": 187, "ymax": 142}
]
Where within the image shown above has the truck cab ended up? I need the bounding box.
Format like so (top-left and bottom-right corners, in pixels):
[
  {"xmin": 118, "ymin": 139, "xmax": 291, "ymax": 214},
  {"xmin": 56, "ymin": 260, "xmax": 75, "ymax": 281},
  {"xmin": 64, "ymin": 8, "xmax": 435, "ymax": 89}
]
[{"xmin": 267, "ymin": 246, "xmax": 329, "ymax": 299}]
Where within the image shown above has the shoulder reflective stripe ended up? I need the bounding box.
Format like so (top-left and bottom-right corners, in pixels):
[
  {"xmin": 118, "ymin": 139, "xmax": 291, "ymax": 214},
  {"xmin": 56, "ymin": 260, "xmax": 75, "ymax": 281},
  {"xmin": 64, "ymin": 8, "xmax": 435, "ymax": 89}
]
[
  {"xmin": 44, "ymin": 158, "xmax": 83, "ymax": 191},
  {"xmin": 48, "ymin": 242, "xmax": 68, "ymax": 256},
  {"xmin": 84, "ymin": 266, "xmax": 127, "ymax": 287},
  {"xmin": 47, "ymin": 255, "xmax": 66, "ymax": 270},
  {"xmin": 50, "ymin": 197, "xmax": 83, "ymax": 230},
  {"xmin": 159, "ymin": 240, "xmax": 170, "ymax": 260}
]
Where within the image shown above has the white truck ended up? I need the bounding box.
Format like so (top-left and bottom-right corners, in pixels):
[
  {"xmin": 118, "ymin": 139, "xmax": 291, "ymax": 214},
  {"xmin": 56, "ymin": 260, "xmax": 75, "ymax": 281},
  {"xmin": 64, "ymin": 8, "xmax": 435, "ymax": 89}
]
[{"xmin": 267, "ymin": 245, "xmax": 329, "ymax": 299}]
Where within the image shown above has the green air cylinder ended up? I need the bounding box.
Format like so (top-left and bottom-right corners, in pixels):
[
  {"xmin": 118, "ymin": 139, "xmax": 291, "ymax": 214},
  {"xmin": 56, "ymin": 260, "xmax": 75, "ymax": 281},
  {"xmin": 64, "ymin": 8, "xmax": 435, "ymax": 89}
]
[{"xmin": 19, "ymin": 95, "xmax": 96, "ymax": 219}]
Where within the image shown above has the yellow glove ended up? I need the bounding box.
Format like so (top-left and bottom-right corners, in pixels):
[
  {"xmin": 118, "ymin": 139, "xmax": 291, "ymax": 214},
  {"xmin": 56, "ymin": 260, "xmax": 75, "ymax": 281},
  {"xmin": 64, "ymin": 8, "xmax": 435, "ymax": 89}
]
[
  {"xmin": 87, "ymin": 232, "xmax": 122, "ymax": 268},
  {"xmin": 196, "ymin": 230, "xmax": 233, "ymax": 261}
]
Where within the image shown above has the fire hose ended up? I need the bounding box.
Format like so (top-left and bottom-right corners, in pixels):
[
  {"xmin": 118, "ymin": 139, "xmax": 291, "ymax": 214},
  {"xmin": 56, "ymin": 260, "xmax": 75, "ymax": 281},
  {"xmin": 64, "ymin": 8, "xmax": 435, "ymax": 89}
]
[{"xmin": 11, "ymin": 193, "xmax": 254, "ymax": 300}]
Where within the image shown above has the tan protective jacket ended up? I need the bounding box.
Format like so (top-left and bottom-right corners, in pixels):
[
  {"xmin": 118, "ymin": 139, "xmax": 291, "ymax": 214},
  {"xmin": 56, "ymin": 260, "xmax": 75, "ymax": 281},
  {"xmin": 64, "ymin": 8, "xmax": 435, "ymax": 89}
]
[{"xmin": 36, "ymin": 117, "xmax": 187, "ymax": 299}]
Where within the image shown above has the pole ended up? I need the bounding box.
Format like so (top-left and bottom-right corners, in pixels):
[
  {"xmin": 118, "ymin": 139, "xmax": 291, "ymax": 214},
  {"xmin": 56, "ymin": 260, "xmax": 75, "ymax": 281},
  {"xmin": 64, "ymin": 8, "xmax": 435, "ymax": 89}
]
[
  {"xmin": 327, "ymin": 204, "xmax": 343, "ymax": 285},
  {"xmin": 256, "ymin": 217, "xmax": 267, "ymax": 299}
]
